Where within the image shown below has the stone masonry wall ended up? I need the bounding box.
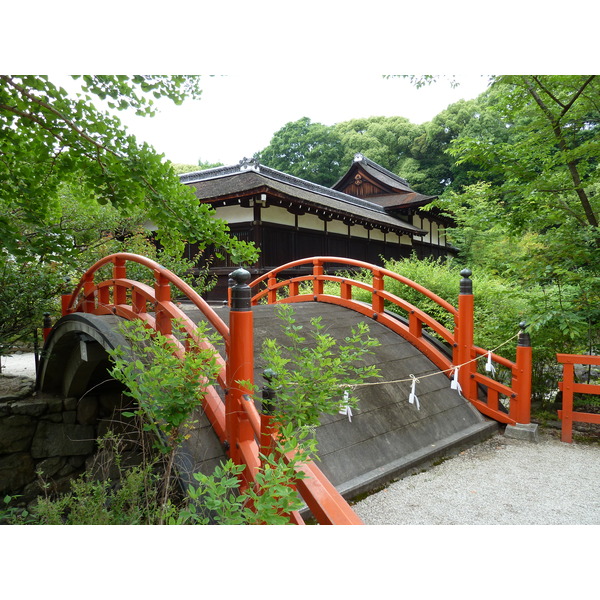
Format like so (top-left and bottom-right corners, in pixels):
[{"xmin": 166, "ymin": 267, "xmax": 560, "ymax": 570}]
[{"xmin": 0, "ymin": 375, "xmax": 130, "ymax": 506}]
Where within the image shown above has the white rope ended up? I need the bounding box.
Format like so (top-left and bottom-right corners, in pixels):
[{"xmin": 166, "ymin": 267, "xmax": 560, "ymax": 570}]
[{"xmin": 352, "ymin": 331, "xmax": 520, "ymax": 390}]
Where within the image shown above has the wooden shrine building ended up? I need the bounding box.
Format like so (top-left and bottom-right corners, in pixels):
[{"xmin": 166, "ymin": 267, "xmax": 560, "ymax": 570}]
[{"xmin": 180, "ymin": 153, "xmax": 455, "ymax": 299}]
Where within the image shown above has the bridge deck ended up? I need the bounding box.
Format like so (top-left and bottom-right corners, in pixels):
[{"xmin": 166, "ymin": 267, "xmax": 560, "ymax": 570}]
[{"xmin": 180, "ymin": 302, "xmax": 497, "ymax": 501}]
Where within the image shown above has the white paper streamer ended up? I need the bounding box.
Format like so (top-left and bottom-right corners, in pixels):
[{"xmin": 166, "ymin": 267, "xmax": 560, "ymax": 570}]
[
  {"xmin": 485, "ymin": 350, "xmax": 496, "ymax": 375},
  {"xmin": 339, "ymin": 389, "xmax": 353, "ymax": 422},
  {"xmin": 408, "ymin": 375, "xmax": 420, "ymax": 410},
  {"xmin": 450, "ymin": 367, "xmax": 462, "ymax": 396}
]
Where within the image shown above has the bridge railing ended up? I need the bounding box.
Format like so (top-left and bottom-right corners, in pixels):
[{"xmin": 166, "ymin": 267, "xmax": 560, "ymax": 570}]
[
  {"xmin": 61, "ymin": 252, "xmax": 230, "ymax": 438},
  {"xmin": 63, "ymin": 252, "xmax": 230, "ymax": 343},
  {"xmin": 556, "ymin": 354, "xmax": 600, "ymax": 443},
  {"xmin": 61, "ymin": 253, "xmax": 361, "ymax": 524},
  {"xmin": 249, "ymin": 256, "xmax": 532, "ymax": 427}
]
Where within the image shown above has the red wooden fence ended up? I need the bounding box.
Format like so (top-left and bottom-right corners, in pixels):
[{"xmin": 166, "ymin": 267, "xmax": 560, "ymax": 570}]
[{"xmin": 556, "ymin": 354, "xmax": 600, "ymax": 443}]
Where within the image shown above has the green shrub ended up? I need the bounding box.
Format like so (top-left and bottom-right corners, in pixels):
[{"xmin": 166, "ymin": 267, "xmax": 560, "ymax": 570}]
[{"xmin": 260, "ymin": 303, "xmax": 381, "ymax": 430}]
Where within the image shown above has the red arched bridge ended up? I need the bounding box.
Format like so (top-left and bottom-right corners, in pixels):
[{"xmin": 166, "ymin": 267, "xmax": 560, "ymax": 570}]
[{"xmin": 39, "ymin": 253, "xmax": 533, "ymax": 525}]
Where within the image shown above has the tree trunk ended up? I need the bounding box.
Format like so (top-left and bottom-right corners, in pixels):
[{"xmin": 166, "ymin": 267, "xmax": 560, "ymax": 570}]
[{"xmin": 523, "ymin": 77, "xmax": 599, "ymax": 230}]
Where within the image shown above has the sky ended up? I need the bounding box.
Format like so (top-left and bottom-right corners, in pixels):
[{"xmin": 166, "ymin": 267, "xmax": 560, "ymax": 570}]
[
  {"xmin": 6, "ymin": 1, "xmax": 597, "ymax": 170},
  {"xmin": 111, "ymin": 74, "xmax": 492, "ymax": 167}
]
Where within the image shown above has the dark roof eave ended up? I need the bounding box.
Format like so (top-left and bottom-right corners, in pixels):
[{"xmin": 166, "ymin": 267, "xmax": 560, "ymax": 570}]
[{"xmin": 209, "ymin": 192, "xmax": 425, "ymax": 237}]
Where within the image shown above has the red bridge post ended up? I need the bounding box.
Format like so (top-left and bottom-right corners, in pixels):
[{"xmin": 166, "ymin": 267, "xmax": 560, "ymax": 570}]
[
  {"xmin": 512, "ymin": 323, "xmax": 532, "ymax": 424},
  {"xmin": 227, "ymin": 268, "xmax": 255, "ymax": 471},
  {"xmin": 154, "ymin": 270, "xmax": 172, "ymax": 336},
  {"xmin": 83, "ymin": 272, "xmax": 95, "ymax": 313},
  {"xmin": 312, "ymin": 260, "xmax": 324, "ymax": 297},
  {"xmin": 61, "ymin": 294, "xmax": 71, "ymax": 315},
  {"xmin": 113, "ymin": 256, "xmax": 127, "ymax": 306},
  {"xmin": 456, "ymin": 269, "xmax": 477, "ymax": 401}
]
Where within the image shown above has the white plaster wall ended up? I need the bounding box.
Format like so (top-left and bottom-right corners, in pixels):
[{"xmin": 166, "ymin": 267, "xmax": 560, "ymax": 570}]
[
  {"xmin": 215, "ymin": 205, "xmax": 253, "ymax": 224},
  {"xmin": 328, "ymin": 219, "xmax": 349, "ymax": 236},
  {"xmin": 298, "ymin": 213, "xmax": 325, "ymax": 232},
  {"xmin": 262, "ymin": 205, "xmax": 296, "ymax": 227},
  {"xmin": 430, "ymin": 221, "xmax": 439, "ymax": 245},
  {"xmin": 350, "ymin": 224, "xmax": 370, "ymax": 240},
  {"xmin": 420, "ymin": 217, "xmax": 431, "ymax": 243},
  {"xmin": 370, "ymin": 228, "xmax": 385, "ymax": 241}
]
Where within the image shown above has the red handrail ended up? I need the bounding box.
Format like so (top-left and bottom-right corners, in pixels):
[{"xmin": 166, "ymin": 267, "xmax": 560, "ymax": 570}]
[
  {"xmin": 251, "ymin": 256, "xmax": 458, "ymax": 315},
  {"xmin": 250, "ymin": 257, "xmax": 532, "ymax": 427},
  {"xmin": 63, "ymin": 252, "xmax": 229, "ymax": 341}
]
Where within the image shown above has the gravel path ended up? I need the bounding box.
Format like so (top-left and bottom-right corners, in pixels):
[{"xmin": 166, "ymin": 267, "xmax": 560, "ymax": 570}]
[
  {"xmin": 0, "ymin": 352, "xmax": 36, "ymax": 378},
  {"xmin": 352, "ymin": 431, "xmax": 600, "ymax": 525}
]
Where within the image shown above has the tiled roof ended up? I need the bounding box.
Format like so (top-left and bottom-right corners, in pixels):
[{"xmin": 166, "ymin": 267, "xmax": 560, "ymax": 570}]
[
  {"xmin": 180, "ymin": 158, "xmax": 426, "ymax": 236},
  {"xmin": 332, "ymin": 153, "xmax": 438, "ymax": 210},
  {"xmin": 351, "ymin": 153, "xmax": 413, "ymax": 192}
]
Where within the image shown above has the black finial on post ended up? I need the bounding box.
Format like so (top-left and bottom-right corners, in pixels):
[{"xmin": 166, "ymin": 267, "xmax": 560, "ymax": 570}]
[
  {"xmin": 460, "ymin": 269, "xmax": 473, "ymax": 295},
  {"xmin": 43, "ymin": 312, "xmax": 52, "ymax": 329},
  {"xmin": 518, "ymin": 321, "xmax": 531, "ymax": 347},
  {"xmin": 262, "ymin": 368, "xmax": 277, "ymax": 415},
  {"xmin": 230, "ymin": 268, "xmax": 252, "ymax": 311}
]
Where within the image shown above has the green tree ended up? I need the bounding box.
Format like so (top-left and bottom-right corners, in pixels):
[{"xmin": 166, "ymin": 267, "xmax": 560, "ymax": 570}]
[
  {"xmin": 397, "ymin": 73, "xmax": 600, "ymax": 390},
  {"xmin": 172, "ymin": 160, "xmax": 224, "ymax": 175},
  {"xmin": 415, "ymin": 93, "xmax": 509, "ymax": 194},
  {"xmin": 0, "ymin": 76, "xmax": 258, "ymax": 355},
  {"xmin": 444, "ymin": 76, "xmax": 600, "ymax": 349},
  {"xmin": 257, "ymin": 115, "xmax": 439, "ymax": 193},
  {"xmin": 256, "ymin": 117, "xmax": 346, "ymax": 185},
  {"xmin": 333, "ymin": 116, "xmax": 426, "ymax": 186},
  {"xmin": 449, "ymin": 76, "xmax": 600, "ymax": 233},
  {"xmin": 0, "ymin": 180, "xmax": 213, "ymax": 357},
  {"xmin": 0, "ymin": 183, "xmax": 138, "ymax": 357},
  {"xmin": 0, "ymin": 75, "xmax": 256, "ymax": 264}
]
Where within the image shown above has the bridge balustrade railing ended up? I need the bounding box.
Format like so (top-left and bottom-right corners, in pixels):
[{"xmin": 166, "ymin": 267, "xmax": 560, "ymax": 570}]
[
  {"xmin": 250, "ymin": 257, "xmax": 532, "ymax": 427},
  {"xmin": 61, "ymin": 252, "xmax": 231, "ymax": 440},
  {"xmin": 556, "ymin": 354, "xmax": 600, "ymax": 443}
]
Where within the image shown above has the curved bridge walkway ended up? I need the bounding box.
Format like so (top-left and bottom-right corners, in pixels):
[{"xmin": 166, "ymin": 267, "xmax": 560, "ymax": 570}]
[
  {"xmin": 38, "ymin": 254, "xmax": 533, "ymax": 524},
  {"xmin": 186, "ymin": 301, "xmax": 497, "ymax": 498}
]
